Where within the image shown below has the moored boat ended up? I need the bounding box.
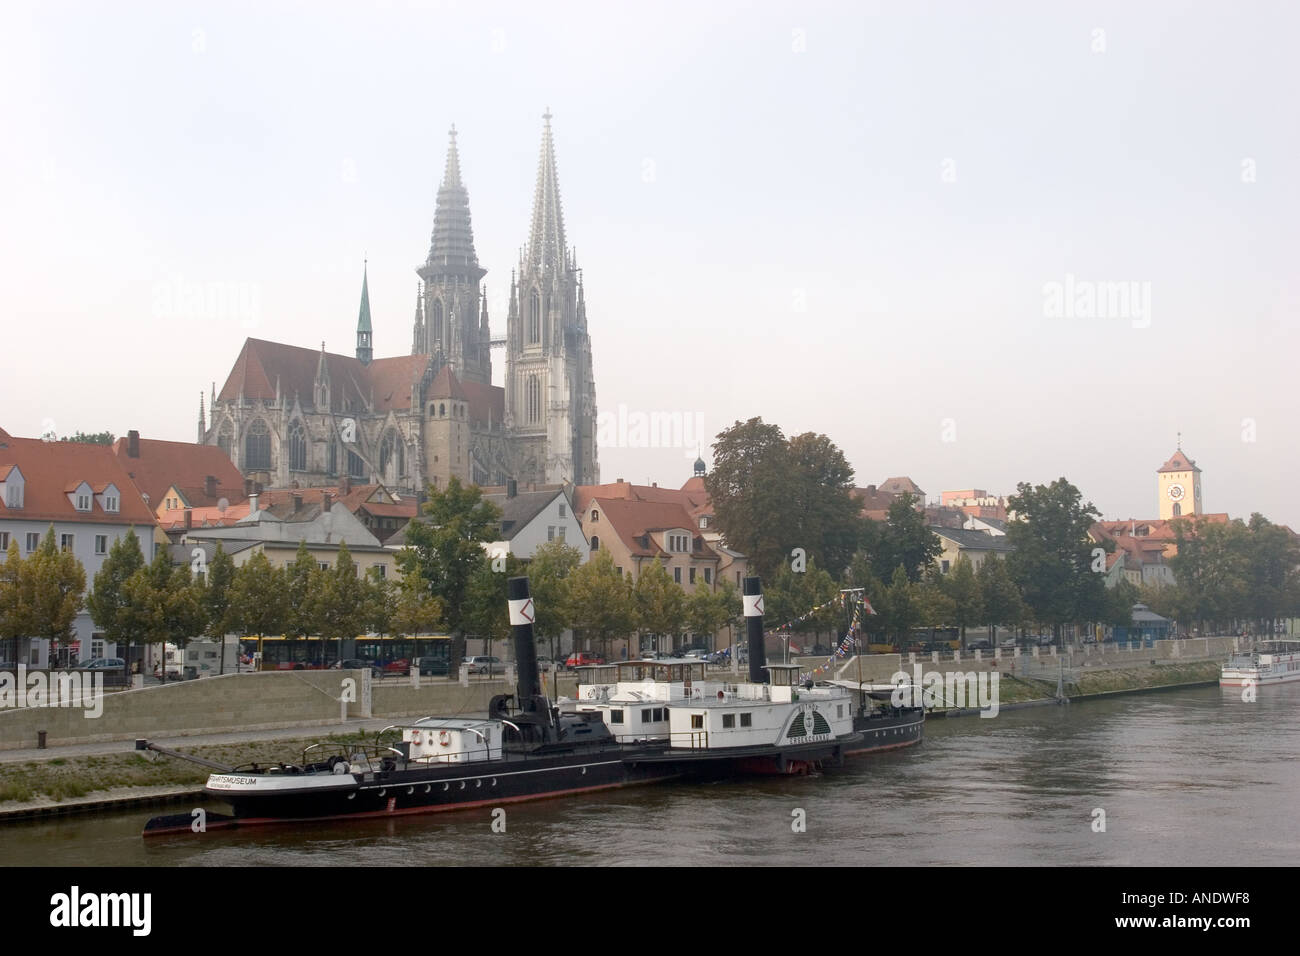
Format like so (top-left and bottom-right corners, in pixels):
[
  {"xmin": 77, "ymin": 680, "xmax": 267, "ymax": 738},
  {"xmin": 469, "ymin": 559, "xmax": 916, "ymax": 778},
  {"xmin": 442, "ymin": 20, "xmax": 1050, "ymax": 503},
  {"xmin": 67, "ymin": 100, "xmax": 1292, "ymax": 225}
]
[{"xmin": 1220, "ymin": 639, "xmax": 1300, "ymax": 688}]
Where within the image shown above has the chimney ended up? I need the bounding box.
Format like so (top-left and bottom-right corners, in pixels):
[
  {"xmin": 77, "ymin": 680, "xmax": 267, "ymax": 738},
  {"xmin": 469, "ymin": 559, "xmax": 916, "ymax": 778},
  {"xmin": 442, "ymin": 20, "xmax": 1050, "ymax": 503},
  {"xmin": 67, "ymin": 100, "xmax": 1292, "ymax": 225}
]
[
  {"xmin": 127, "ymin": 429, "xmax": 140, "ymax": 458},
  {"xmin": 340, "ymin": 475, "xmax": 351, "ymax": 495},
  {"xmin": 507, "ymin": 478, "xmax": 517, "ymax": 499},
  {"xmin": 322, "ymin": 492, "xmax": 333, "ymax": 513},
  {"xmin": 292, "ymin": 492, "xmax": 303, "ymax": 513},
  {"xmin": 243, "ymin": 477, "xmax": 253, "ymax": 496},
  {"xmin": 867, "ymin": 484, "xmax": 877, "ymax": 495},
  {"xmin": 744, "ymin": 576, "xmax": 767, "ymax": 684},
  {"xmin": 183, "ymin": 508, "xmax": 192, "ymax": 530},
  {"xmin": 204, "ymin": 475, "xmax": 217, "ymax": 498},
  {"xmin": 249, "ymin": 492, "xmax": 259, "ymax": 515}
]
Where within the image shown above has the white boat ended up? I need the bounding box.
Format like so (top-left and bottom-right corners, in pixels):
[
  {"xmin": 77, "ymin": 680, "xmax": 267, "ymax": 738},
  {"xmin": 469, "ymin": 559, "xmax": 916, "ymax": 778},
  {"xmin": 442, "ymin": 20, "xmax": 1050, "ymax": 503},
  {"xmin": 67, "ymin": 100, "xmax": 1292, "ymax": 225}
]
[{"xmin": 1220, "ymin": 639, "xmax": 1300, "ymax": 687}]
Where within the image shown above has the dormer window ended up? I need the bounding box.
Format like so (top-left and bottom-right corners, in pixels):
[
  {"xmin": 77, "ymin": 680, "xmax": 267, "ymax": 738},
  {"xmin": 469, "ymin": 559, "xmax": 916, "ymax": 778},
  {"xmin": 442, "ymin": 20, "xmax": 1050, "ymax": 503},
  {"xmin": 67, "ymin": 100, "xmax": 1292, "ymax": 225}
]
[
  {"xmin": 105, "ymin": 495, "xmax": 118, "ymax": 512},
  {"xmin": 4, "ymin": 485, "xmax": 20, "ymax": 508},
  {"xmin": 77, "ymin": 493, "xmax": 92, "ymax": 511}
]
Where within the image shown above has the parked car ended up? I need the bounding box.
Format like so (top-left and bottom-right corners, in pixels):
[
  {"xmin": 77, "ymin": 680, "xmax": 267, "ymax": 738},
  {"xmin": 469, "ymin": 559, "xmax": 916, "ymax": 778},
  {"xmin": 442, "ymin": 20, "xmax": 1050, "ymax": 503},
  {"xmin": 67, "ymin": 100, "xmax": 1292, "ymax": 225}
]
[
  {"xmin": 332, "ymin": 658, "xmax": 384, "ymax": 678},
  {"xmin": 536, "ymin": 656, "xmax": 555, "ymax": 672},
  {"xmin": 966, "ymin": 640, "xmax": 993, "ymax": 651},
  {"xmin": 564, "ymin": 652, "xmax": 605, "ymax": 668},
  {"xmin": 416, "ymin": 656, "xmax": 449, "ymax": 676},
  {"xmin": 382, "ymin": 658, "xmax": 411, "ymax": 676},
  {"xmin": 999, "ymin": 638, "xmax": 1017, "ymax": 649},
  {"xmin": 78, "ymin": 658, "xmax": 126, "ymax": 670},
  {"xmin": 465, "ymin": 656, "xmax": 504, "ymax": 675}
]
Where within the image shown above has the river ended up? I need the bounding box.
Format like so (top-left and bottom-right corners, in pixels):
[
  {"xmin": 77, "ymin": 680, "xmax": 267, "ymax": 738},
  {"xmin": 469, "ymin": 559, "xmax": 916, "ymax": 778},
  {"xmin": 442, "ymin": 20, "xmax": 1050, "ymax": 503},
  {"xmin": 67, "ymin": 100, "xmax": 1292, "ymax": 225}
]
[{"xmin": 2, "ymin": 684, "xmax": 1297, "ymax": 866}]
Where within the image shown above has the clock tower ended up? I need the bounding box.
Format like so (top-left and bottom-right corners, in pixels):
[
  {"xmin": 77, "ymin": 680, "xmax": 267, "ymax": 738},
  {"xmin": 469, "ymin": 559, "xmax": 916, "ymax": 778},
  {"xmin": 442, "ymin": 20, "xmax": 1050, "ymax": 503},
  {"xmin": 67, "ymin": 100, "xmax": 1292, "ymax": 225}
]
[{"xmin": 1157, "ymin": 442, "xmax": 1203, "ymax": 521}]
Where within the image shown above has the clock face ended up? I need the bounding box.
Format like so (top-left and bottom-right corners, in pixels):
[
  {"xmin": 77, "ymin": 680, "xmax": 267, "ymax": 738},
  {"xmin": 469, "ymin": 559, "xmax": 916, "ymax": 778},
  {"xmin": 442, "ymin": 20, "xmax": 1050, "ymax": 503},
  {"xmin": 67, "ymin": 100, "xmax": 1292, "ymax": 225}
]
[{"xmin": 1168, "ymin": 483, "xmax": 1186, "ymax": 501}]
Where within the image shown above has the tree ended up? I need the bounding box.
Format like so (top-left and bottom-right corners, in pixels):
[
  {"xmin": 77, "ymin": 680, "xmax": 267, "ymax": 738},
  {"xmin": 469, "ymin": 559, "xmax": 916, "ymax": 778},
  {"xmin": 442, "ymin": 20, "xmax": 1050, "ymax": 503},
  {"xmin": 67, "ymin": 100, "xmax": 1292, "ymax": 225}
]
[
  {"xmin": 634, "ymin": 557, "xmax": 686, "ymax": 655},
  {"xmin": 227, "ymin": 552, "xmax": 288, "ymax": 660},
  {"xmin": 284, "ymin": 541, "xmax": 322, "ymax": 644},
  {"xmin": 567, "ymin": 550, "xmax": 637, "ymax": 661},
  {"xmin": 462, "ymin": 553, "xmax": 524, "ymax": 663},
  {"xmin": 202, "ymin": 543, "xmax": 237, "ymax": 673},
  {"xmin": 786, "ymin": 432, "xmax": 865, "ymax": 576},
  {"xmin": 391, "ymin": 575, "xmax": 444, "ymax": 641},
  {"xmin": 764, "ymin": 557, "xmax": 839, "ymax": 652},
  {"xmin": 705, "ymin": 418, "xmax": 793, "ymax": 578},
  {"xmin": 686, "ymin": 585, "xmax": 730, "ymax": 653},
  {"xmin": 86, "ymin": 527, "xmax": 147, "ymax": 680},
  {"xmin": 23, "ymin": 525, "xmax": 86, "ymax": 664},
  {"xmin": 0, "ymin": 540, "xmax": 31, "ymax": 666},
  {"xmin": 316, "ymin": 543, "xmax": 366, "ymax": 664},
  {"xmin": 162, "ymin": 563, "xmax": 207, "ymax": 659},
  {"xmin": 977, "ymin": 553, "xmax": 1026, "ymax": 645},
  {"xmin": 397, "ymin": 477, "xmax": 502, "ymax": 671},
  {"xmin": 869, "ymin": 493, "xmax": 942, "ymax": 583},
  {"xmin": 940, "ymin": 556, "xmax": 984, "ymax": 646},
  {"xmin": 885, "ymin": 566, "xmax": 920, "ymax": 642},
  {"xmin": 61, "ymin": 431, "xmax": 115, "ymax": 445},
  {"xmin": 528, "ymin": 539, "xmax": 582, "ymax": 663},
  {"xmin": 1005, "ymin": 479, "xmax": 1104, "ymax": 641}
]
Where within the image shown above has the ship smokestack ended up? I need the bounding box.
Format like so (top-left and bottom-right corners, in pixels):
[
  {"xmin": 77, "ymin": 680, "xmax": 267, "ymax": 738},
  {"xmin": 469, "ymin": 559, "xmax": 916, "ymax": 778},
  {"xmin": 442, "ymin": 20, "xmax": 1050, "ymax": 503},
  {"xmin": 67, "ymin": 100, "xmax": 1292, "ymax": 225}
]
[
  {"xmin": 744, "ymin": 576, "xmax": 767, "ymax": 683},
  {"xmin": 507, "ymin": 576, "xmax": 542, "ymax": 705}
]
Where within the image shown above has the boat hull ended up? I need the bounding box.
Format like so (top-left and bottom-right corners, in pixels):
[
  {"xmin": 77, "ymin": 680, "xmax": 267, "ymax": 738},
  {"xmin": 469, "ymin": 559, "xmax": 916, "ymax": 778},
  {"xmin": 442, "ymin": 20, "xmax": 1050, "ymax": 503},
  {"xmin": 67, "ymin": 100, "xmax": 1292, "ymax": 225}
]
[{"xmin": 847, "ymin": 708, "xmax": 924, "ymax": 756}]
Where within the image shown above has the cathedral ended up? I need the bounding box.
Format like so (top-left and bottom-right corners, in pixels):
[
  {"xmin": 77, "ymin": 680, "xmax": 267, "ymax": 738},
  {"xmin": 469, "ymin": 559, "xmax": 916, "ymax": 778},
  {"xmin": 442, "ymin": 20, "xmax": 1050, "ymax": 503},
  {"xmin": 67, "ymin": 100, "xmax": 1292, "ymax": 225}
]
[{"xmin": 201, "ymin": 113, "xmax": 600, "ymax": 497}]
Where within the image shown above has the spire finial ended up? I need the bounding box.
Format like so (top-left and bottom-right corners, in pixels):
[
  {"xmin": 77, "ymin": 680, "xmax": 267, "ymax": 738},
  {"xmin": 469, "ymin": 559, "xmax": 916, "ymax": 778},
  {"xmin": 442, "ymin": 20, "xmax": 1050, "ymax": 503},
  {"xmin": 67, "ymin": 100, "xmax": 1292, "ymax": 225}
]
[{"xmin": 1177, "ymin": 430, "xmax": 1181, "ymax": 450}]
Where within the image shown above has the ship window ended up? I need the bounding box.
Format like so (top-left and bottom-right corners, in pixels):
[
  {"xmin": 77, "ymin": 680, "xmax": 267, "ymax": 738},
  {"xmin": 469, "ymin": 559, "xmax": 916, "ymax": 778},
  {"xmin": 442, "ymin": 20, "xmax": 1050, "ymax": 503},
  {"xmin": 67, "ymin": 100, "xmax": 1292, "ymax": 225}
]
[
  {"xmin": 722, "ymin": 714, "xmax": 735, "ymax": 728},
  {"xmin": 641, "ymin": 709, "xmax": 651, "ymax": 723},
  {"xmin": 690, "ymin": 714, "xmax": 703, "ymax": 729},
  {"xmin": 837, "ymin": 705, "xmax": 844, "ymax": 718},
  {"xmin": 609, "ymin": 709, "xmax": 624, "ymax": 724},
  {"xmin": 655, "ymin": 708, "xmax": 665, "ymax": 721},
  {"xmin": 740, "ymin": 713, "xmax": 752, "ymax": 727}
]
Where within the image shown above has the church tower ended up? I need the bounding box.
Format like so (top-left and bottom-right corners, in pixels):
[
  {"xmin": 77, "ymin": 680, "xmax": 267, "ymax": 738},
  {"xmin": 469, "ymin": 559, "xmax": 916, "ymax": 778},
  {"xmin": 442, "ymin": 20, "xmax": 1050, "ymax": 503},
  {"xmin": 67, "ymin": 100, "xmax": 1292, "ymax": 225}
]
[
  {"xmin": 1157, "ymin": 439, "xmax": 1203, "ymax": 520},
  {"xmin": 414, "ymin": 126, "xmax": 492, "ymax": 386},
  {"xmin": 356, "ymin": 263, "xmax": 373, "ymax": 365},
  {"xmin": 505, "ymin": 110, "xmax": 600, "ymax": 486}
]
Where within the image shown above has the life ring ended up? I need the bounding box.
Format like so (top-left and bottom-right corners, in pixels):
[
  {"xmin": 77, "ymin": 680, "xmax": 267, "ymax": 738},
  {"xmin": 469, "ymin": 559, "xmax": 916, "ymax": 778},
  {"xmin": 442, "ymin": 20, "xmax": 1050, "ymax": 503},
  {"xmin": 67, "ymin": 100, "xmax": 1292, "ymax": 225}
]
[
  {"xmin": 438, "ymin": 731, "xmax": 452, "ymax": 747},
  {"xmin": 585, "ymin": 687, "xmax": 597, "ymax": 699},
  {"xmin": 412, "ymin": 731, "xmax": 422, "ymax": 745},
  {"xmin": 717, "ymin": 691, "xmax": 725, "ymax": 700}
]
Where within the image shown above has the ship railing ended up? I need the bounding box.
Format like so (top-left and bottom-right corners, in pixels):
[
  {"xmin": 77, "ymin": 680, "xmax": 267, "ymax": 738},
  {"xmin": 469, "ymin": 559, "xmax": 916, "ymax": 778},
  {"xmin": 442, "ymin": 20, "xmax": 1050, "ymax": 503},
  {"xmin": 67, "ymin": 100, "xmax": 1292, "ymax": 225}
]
[{"xmin": 668, "ymin": 730, "xmax": 710, "ymax": 750}]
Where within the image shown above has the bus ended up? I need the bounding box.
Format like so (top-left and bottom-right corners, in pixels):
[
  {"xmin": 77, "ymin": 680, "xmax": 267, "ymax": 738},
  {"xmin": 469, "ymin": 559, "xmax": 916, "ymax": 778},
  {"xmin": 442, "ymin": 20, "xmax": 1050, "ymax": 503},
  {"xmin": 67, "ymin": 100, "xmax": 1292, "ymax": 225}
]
[
  {"xmin": 241, "ymin": 634, "xmax": 452, "ymax": 674},
  {"xmin": 866, "ymin": 627, "xmax": 961, "ymax": 655}
]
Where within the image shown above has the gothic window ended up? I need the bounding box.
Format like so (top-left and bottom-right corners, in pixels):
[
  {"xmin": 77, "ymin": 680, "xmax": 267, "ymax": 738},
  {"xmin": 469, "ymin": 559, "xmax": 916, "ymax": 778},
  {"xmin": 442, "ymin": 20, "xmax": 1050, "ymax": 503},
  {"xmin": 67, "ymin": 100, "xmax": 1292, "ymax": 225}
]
[
  {"xmin": 432, "ymin": 300, "xmax": 444, "ymax": 344},
  {"xmin": 217, "ymin": 422, "xmax": 233, "ymax": 459},
  {"xmin": 327, "ymin": 438, "xmax": 338, "ymax": 476},
  {"xmin": 348, "ymin": 450, "xmax": 366, "ymax": 480},
  {"xmin": 590, "ymin": 536, "xmax": 599, "ymax": 551},
  {"xmin": 245, "ymin": 419, "xmax": 271, "ymax": 471},
  {"xmin": 288, "ymin": 420, "xmax": 307, "ymax": 472},
  {"xmin": 527, "ymin": 375, "xmax": 541, "ymax": 424},
  {"xmin": 527, "ymin": 291, "xmax": 541, "ymax": 344},
  {"xmin": 1172, "ymin": 503, "xmax": 1181, "ymax": 517},
  {"xmin": 380, "ymin": 430, "xmax": 405, "ymax": 481}
]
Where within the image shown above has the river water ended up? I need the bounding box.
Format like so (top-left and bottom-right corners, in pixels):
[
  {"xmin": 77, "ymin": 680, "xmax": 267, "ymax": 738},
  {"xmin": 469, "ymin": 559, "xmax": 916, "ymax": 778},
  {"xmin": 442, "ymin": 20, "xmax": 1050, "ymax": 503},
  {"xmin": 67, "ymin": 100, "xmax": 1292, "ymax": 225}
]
[{"xmin": 2, "ymin": 684, "xmax": 1297, "ymax": 866}]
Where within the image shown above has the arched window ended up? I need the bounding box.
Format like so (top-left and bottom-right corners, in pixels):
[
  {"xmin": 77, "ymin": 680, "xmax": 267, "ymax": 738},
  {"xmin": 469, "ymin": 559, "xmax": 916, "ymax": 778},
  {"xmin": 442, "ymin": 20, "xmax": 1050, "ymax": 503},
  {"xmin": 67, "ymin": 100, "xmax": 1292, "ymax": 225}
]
[
  {"xmin": 527, "ymin": 291, "xmax": 541, "ymax": 344},
  {"xmin": 288, "ymin": 420, "xmax": 307, "ymax": 472},
  {"xmin": 380, "ymin": 430, "xmax": 405, "ymax": 481},
  {"xmin": 327, "ymin": 438, "xmax": 338, "ymax": 476},
  {"xmin": 217, "ymin": 422, "xmax": 233, "ymax": 458},
  {"xmin": 244, "ymin": 420, "xmax": 271, "ymax": 471},
  {"xmin": 432, "ymin": 300, "xmax": 444, "ymax": 345},
  {"xmin": 1172, "ymin": 502, "xmax": 1181, "ymax": 517},
  {"xmin": 348, "ymin": 450, "xmax": 366, "ymax": 480},
  {"xmin": 591, "ymin": 509, "xmax": 599, "ymax": 522},
  {"xmin": 526, "ymin": 376, "xmax": 541, "ymax": 424},
  {"xmin": 590, "ymin": 535, "xmax": 599, "ymax": 550}
]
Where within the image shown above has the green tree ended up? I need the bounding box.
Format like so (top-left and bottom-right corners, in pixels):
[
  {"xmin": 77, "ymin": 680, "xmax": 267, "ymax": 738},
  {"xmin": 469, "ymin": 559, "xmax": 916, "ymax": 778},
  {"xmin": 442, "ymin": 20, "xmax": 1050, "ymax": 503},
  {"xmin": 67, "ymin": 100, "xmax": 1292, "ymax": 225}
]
[
  {"xmin": 941, "ymin": 556, "xmax": 984, "ymax": 646},
  {"xmin": 685, "ymin": 585, "xmax": 730, "ymax": 653},
  {"xmin": 462, "ymin": 553, "xmax": 524, "ymax": 663},
  {"xmin": 568, "ymin": 550, "xmax": 637, "ymax": 661},
  {"xmin": 869, "ymin": 493, "xmax": 942, "ymax": 583},
  {"xmin": 202, "ymin": 543, "xmax": 237, "ymax": 673},
  {"xmin": 397, "ymin": 477, "xmax": 503, "ymax": 671},
  {"xmin": 634, "ymin": 557, "xmax": 686, "ymax": 654},
  {"xmin": 886, "ymin": 565, "xmax": 920, "ymax": 642},
  {"xmin": 316, "ymin": 543, "xmax": 366, "ymax": 664},
  {"xmin": 227, "ymin": 552, "xmax": 288, "ymax": 661},
  {"xmin": 61, "ymin": 431, "xmax": 115, "ymax": 445},
  {"xmin": 915, "ymin": 570, "xmax": 956, "ymax": 629},
  {"xmin": 0, "ymin": 540, "xmax": 31, "ymax": 666},
  {"xmin": 24, "ymin": 525, "xmax": 86, "ymax": 664},
  {"xmin": 976, "ymin": 554, "xmax": 1026, "ymax": 645},
  {"xmin": 284, "ymin": 541, "xmax": 322, "ymax": 644},
  {"xmin": 86, "ymin": 527, "xmax": 147, "ymax": 680},
  {"xmin": 391, "ymin": 575, "xmax": 445, "ymax": 641},
  {"xmin": 786, "ymin": 431, "xmax": 865, "ymax": 576},
  {"xmin": 1005, "ymin": 478, "xmax": 1105, "ymax": 642},
  {"xmin": 528, "ymin": 539, "xmax": 583, "ymax": 663},
  {"xmin": 163, "ymin": 563, "xmax": 207, "ymax": 660}
]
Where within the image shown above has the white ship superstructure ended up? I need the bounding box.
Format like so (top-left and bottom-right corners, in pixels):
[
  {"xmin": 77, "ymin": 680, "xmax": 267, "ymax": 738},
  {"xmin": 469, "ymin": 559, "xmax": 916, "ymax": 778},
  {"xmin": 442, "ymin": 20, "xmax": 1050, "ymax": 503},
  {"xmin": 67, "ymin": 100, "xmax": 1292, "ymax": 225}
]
[{"xmin": 1220, "ymin": 640, "xmax": 1300, "ymax": 688}]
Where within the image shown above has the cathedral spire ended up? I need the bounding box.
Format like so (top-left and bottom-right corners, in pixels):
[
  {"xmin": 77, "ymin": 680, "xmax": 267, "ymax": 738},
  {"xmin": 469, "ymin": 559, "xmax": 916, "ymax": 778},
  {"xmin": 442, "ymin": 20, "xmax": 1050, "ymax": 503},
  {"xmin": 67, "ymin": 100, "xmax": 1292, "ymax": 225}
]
[
  {"xmin": 198, "ymin": 392, "xmax": 206, "ymax": 443},
  {"xmin": 422, "ymin": 126, "xmax": 483, "ymax": 278},
  {"xmin": 356, "ymin": 262, "xmax": 373, "ymax": 365},
  {"xmin": 526, "ymin": 108, "xmax": 567, "ymax": 275}
]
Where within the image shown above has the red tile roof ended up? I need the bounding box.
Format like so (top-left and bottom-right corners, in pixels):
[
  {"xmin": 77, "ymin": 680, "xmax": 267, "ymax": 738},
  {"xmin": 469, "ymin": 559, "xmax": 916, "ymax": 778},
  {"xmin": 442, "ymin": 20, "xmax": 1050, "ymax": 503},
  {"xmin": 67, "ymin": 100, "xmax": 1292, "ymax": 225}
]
[
  {"xmin": 584, "ymin": 496, "xmax": 718, "ymax": 561},
  {"xmin": 1158, "ymin": 449, "xmax": 1201, "ymax": 473},
  {"xmin": 112, "ymin": 436, "xmax": 246, "ymax": 511},
  {"xmin": 0, "ymin": 438, "xmax": 157, "ymax": 527},
  {"xmin": 575, "ymin": 481, "xmax": 703, "ymax": 518}
]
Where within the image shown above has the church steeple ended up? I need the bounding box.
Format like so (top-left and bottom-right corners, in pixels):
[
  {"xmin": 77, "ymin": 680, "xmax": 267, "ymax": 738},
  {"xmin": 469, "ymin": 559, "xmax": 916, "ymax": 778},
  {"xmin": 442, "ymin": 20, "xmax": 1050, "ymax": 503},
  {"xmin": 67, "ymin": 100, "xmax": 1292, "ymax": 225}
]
[
  {"xmin": 356, "ymin": 262, "xmax": 373, "ymax": 365},
  {"xmin": 526, "ymin": 108, "xmax": 567, "ymax": 276},
  {"xmin": 416, "ymin": 125, "xmax": 490, "ymax": 384}
]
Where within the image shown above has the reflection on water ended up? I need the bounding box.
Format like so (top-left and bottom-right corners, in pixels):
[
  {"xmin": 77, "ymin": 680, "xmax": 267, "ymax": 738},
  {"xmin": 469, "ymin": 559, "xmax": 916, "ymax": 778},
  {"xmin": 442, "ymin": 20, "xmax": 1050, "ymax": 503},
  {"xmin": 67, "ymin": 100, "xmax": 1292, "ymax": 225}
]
[{"xmin": 2, "ymin": 685, "xmax": 1297, "ymax": 866}]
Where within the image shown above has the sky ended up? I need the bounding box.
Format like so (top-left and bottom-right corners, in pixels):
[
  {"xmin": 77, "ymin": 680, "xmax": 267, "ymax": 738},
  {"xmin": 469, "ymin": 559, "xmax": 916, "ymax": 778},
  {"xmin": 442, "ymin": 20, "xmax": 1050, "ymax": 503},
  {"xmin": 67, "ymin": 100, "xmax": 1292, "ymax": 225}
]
[{"xmin": 2, "ymin": 1, "xmax": 1296, "ymax": 526}]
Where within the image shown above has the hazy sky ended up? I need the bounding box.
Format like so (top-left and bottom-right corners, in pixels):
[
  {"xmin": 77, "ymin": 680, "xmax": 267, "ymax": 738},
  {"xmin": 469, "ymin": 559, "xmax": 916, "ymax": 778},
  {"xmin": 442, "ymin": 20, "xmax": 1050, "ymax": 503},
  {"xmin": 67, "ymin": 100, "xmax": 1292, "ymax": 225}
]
[{"xmin": 3, "ymin": 1, "xmax": 1296, "ymax": 526}]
